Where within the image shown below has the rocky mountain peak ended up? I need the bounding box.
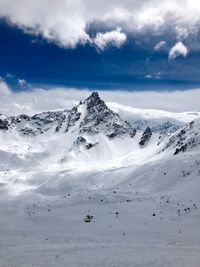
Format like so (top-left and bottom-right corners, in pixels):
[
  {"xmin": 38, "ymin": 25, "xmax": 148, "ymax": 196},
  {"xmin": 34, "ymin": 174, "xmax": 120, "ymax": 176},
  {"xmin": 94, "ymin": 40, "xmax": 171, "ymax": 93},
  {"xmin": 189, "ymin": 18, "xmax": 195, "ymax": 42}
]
[
  {"xmin": 84, "ymin": 92, "xmax": 101, "ymax": 103},
  {"xmin": 78, "ymin": 92, "xmax": 136, "ymax": 138},
  {"xmin": 83, "ymin": 92, "xmax": 107, "ymax": 113}
]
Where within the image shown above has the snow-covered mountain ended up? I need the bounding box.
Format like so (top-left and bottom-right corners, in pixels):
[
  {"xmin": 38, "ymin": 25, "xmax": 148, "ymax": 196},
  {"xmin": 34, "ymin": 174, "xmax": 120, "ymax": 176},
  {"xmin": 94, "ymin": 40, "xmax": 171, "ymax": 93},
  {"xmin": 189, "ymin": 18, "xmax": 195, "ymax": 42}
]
[
  {"xmin": 0, "ymin": 91, "xmax": 189, "ymax": 161},
  {"xmin": 0, "ymin": 92, "xmax": 136, "ymax": 137},
  {"xmin": 0, "ymin": 91, "xmax": 199, "ymax": 174},
  {"xmin": 0, "ymin": 92, "xmax": 200, "ymax": 267}
]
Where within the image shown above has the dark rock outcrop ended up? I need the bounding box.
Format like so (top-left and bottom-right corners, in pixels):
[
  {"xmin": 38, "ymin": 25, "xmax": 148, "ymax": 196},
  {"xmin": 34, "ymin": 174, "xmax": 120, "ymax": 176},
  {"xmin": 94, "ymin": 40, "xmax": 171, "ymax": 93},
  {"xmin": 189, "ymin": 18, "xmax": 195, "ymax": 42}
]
[{"xmin": 139, "ymin": 127, "xmax": 152, "ymax": 146}]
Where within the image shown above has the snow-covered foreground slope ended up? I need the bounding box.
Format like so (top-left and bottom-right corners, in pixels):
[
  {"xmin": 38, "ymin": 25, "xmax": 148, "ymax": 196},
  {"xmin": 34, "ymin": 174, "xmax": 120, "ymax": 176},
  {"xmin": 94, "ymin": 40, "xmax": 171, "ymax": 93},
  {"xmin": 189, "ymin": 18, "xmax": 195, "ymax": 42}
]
[{"xmin": 0, "ymin": 93, "xmax": 199, "ymax": 267}]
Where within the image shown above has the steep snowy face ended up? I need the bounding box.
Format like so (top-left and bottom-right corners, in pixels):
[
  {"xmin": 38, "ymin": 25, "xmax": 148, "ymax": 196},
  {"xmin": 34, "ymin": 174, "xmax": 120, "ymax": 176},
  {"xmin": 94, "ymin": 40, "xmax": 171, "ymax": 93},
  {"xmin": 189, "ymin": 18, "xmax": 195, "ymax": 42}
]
[
  {"xmin": 162, "ymin": 118, "xmax": 200, "ymax": 155},
  {"xmin": 78, "ymin": 92, "xmax": 136, "ymax": 138}
]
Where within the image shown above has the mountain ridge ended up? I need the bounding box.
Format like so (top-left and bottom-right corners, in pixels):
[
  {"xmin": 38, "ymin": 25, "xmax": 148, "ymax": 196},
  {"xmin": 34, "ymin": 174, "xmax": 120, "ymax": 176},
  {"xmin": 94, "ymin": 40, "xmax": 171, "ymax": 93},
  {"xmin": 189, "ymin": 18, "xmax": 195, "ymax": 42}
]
[
  {"xmin": 0, "ymin": 92, "xmax": 137, "ymax": 140},
  {"xmin": 0, "ymin": 92, "xmax": 200, "ymax": 158}
]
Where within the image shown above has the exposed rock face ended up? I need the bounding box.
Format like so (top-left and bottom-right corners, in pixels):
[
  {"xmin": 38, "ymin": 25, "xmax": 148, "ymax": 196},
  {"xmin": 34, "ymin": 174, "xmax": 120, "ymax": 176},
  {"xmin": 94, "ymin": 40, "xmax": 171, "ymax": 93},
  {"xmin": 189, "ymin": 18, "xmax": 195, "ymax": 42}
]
[
  {"xmin": 72, "ymin": 136, "xmax": 98, "ymax": 151},
  {"xmin": 65, "ymin": 107, "xmax": 81, "ymax": 133},
  {"xmin": 0, "ymin": 116, "xmax": 9, "ymax": 130},
  {"xmin": 162, "ymin": 120, "xmax": 200, "ymax": 155},
  {"xmin": 79, "ymin": 92, "xmax": 136, "ymax": 139},
  {"xmin": 139, "ymin": 127, "xmax": 152, "ymax": 146},
  {"xmin": 74, "ymin": 136, "xmax": 87, "ymax": 146}
]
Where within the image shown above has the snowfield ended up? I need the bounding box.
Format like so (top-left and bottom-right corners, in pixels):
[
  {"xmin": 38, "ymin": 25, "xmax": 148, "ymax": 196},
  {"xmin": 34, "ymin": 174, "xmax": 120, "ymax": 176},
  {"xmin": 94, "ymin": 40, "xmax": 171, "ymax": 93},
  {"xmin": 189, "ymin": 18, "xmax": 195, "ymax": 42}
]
[{"xmin": 0, "ymin": 93, "xmax": 199, "ymax": 267}]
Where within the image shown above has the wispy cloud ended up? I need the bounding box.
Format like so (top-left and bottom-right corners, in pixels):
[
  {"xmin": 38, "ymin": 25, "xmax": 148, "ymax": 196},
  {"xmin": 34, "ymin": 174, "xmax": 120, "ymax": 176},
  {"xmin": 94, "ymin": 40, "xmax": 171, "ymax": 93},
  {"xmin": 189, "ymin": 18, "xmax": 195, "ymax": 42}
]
[{"xmin": 154, "ymin": 41, "xmax": 167, "ymax": 51}]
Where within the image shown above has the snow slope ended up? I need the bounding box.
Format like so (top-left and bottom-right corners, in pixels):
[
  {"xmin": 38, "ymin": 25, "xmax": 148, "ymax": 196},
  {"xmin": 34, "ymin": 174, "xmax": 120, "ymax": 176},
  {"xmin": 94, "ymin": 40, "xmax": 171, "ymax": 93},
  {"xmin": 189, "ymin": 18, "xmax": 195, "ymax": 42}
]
[{"xmin": 0, "ymin": 93, "xmax": 199, "ymax": 267}]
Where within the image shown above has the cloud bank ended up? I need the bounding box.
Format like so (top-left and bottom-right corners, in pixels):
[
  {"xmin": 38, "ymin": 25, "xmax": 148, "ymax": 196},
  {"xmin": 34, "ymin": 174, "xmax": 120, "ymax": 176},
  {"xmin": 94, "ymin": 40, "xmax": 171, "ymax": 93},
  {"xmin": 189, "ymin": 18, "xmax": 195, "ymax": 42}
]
[
  {"xmin": 1, "ymin": 0, "xmax": 200, "ymax": 48},
  {"xmin": 0, "ymin": 82, "xmax": 200, "ymax": 119}
]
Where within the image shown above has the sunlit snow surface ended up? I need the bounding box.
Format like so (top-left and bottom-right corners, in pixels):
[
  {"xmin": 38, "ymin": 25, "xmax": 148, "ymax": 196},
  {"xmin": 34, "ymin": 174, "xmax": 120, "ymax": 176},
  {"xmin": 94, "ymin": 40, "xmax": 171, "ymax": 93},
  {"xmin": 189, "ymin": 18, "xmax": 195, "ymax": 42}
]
[{"xmin": 0, "ymin": 106, "xmax": 200, "ymax": 266}]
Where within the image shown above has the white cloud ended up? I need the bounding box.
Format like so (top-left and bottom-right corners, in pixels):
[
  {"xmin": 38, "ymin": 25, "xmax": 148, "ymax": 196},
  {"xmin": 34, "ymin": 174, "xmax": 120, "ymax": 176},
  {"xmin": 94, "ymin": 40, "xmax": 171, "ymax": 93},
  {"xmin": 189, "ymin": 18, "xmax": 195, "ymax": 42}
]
[
  {"xmin": 145, "ymin": 72, "xmax": 162, "ymax": 80},
  {"xmin": 154, "ymin": 41, "xmax": 167, "ymax": 51},
  {"xmin": 0, "ymin": 79, "xmax": 12, "ymax": 96},
  {"xmin": 0, "ymin": 0, "xmax": 200, "ymax": 48},
  {"xmin": 0, "ymin": 81, "xmax": 200, "ymax": 118},
  {"xmin": 168, "ymin": 42, "xmax": 188, "ymax": 61},
  {"xmin": 18, "ymin": 79, "xmax": 27, "ymax": 87},
  {"xmin": 93, "ymin": 28, "xmax": 126, "ymax": 51},
  {"xmin": 145, "ymin": 75, "xmax": 153, "ymax": 79}
]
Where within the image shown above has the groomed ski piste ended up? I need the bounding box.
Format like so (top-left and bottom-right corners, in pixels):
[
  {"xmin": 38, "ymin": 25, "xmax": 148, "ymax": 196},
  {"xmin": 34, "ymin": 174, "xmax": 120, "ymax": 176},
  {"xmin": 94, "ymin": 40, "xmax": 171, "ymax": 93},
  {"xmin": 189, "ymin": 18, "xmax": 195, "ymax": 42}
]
[{"xmin": 0, "ymin": 92, "xmax": 199, "ymax": 267}]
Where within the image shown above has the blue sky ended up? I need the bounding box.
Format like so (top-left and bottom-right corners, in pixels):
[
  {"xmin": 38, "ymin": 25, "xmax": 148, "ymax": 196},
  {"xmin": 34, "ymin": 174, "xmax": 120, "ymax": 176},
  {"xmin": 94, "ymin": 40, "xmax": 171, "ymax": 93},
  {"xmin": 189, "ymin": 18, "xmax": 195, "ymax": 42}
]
[{"xmin": 0, "ymin": 0, "xmax": 200, "ymax": 91}]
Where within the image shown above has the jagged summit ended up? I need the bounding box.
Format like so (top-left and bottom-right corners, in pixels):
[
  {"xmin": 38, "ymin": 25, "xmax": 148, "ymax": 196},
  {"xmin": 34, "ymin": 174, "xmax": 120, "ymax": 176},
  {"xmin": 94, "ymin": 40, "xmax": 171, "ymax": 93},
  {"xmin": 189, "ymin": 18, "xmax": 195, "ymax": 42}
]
[
  {"xmin": 82, "ymin": 92, "xmax": 108, "ymax": 115},
  {"xmin": 78, "ymin": 92, "xmax": 136, "ymax": 138},
  {"xmin": 83, "ymin": 92, "xmax": 108, "ymax": 114},
  {"xmin": 84, "ymin": 92, "xmax": 101, "ymax": 103}
]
